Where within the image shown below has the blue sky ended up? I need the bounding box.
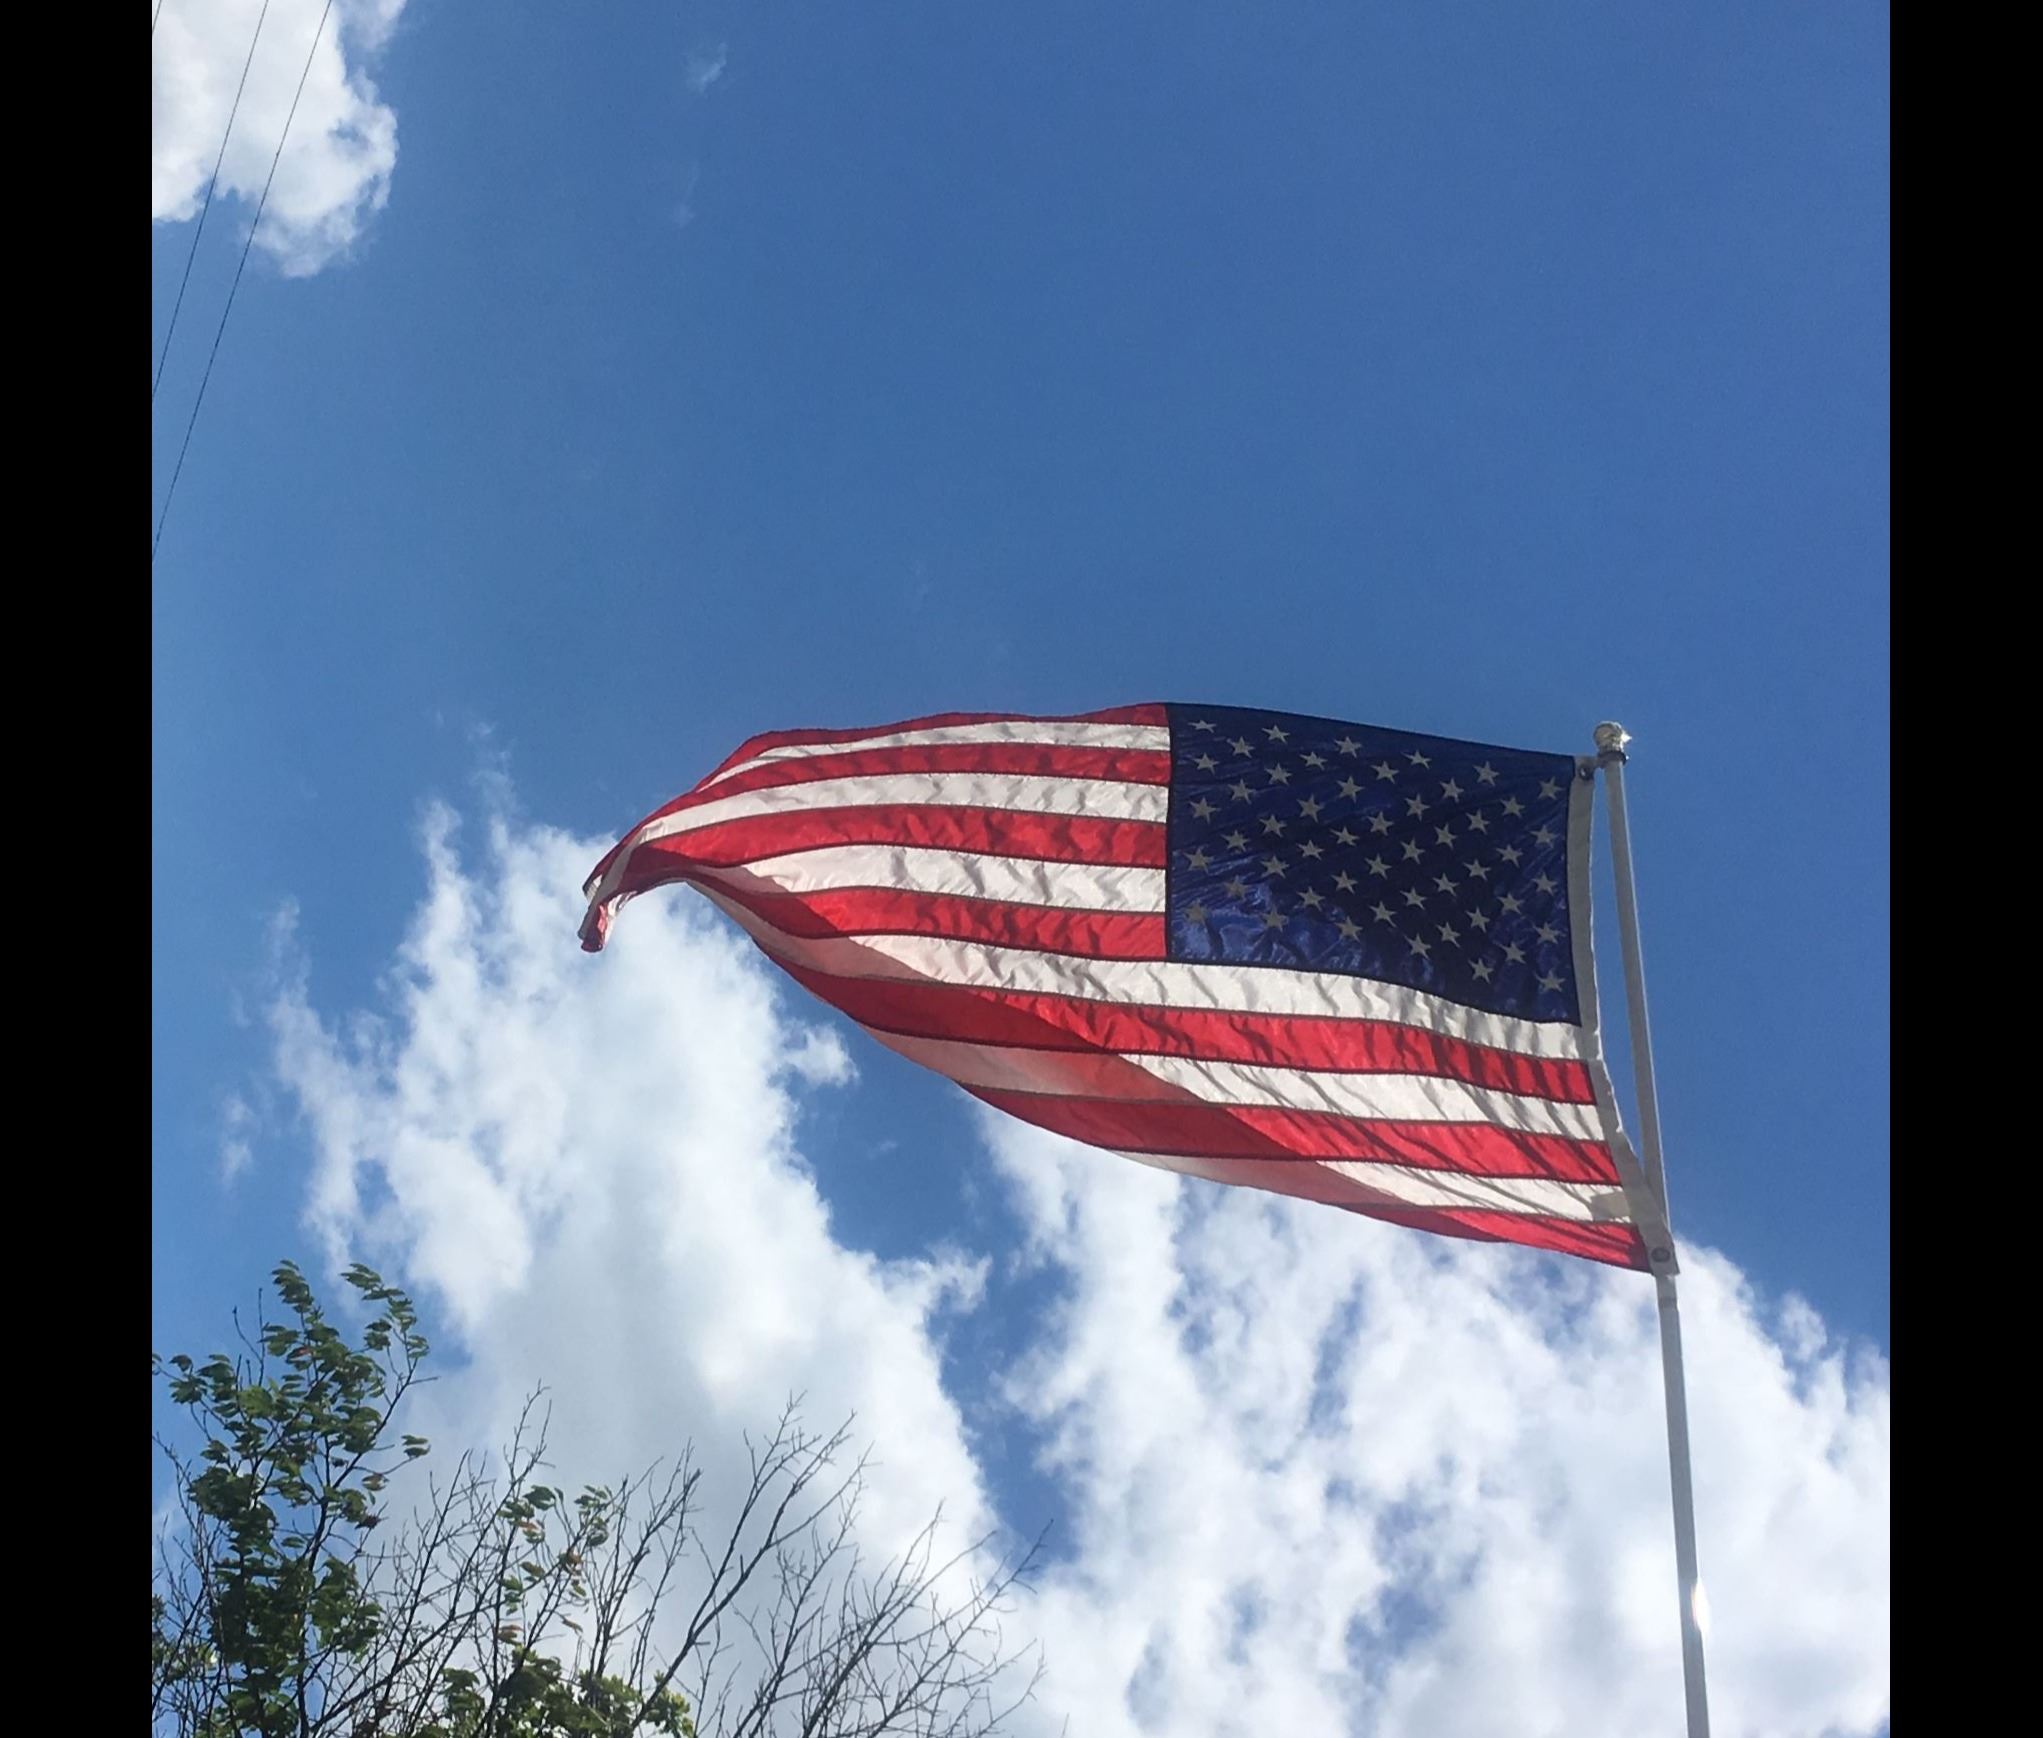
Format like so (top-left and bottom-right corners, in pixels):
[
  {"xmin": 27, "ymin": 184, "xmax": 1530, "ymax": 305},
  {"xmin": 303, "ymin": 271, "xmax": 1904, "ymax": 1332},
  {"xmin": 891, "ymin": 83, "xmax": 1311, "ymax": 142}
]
[{"xmin": 154, "ymin": 5, "xmax": 1887, "ymax": 1731}]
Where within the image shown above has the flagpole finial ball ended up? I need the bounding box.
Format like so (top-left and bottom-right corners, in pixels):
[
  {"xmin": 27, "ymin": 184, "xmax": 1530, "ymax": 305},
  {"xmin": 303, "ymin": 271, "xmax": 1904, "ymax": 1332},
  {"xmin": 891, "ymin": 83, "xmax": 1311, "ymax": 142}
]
[{"xmin": 1593, "ymin": 722, "xmax": 1632, "ymax": 760}]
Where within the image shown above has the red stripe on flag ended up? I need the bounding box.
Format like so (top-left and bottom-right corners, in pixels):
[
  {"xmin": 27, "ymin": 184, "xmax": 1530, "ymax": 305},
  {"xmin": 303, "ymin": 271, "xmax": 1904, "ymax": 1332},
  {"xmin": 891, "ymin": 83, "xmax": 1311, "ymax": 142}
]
[
  {"xmin": 585, "ymin": 743, "xmax": 1169, "ymax": 896},
  {"xmin": 1074, "ymin": 1144, "xmax": 1646, "ymax": 1270},
  {"xmin": 1345, "ymin": 1204, "xmax": 1648, "ymax": 1270},
  {"xmin": 961, "ymin": 1086, "xmax": 1622, "ymax": 1184},
  {"xmin": 610, "ymin": 808, "xmax": 1167, "ymax": 879},
  {"xmin": 694, "ymin": 876, "xmax": 1167, "ymax": 960},
  {"xmin": 688, "ymin": 741, "xmax": 1173, "ymax": 805},
  {"xmin": 771, "ymin": 962, "xmax": 1594, "ymax": 1103}
]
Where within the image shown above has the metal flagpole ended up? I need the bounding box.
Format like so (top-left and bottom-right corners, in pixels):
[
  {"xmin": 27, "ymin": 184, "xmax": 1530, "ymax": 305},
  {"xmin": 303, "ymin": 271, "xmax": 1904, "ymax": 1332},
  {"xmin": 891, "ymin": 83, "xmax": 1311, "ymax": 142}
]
[{"xmin": 1593, "ymin": 722, "xmax": 1712, "ymax": 1738}]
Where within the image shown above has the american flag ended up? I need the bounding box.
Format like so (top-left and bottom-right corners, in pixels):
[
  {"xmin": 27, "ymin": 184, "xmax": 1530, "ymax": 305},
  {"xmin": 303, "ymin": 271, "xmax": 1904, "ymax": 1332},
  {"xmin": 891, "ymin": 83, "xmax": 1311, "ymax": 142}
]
[{"xmin": 581, "ymin": 703, "xmax": 1670, "ymax": 1271}]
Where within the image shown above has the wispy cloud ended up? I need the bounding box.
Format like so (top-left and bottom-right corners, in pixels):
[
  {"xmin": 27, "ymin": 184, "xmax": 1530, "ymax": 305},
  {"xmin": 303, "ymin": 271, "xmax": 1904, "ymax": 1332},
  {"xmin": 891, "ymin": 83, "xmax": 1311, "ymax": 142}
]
[
  {"xmin": 687, "ymin": 44, "xmax": 729, "ymax": 95},
  {"xmin": 219, "ymin": 1092, "xmax": 258, "ymax": 1181},
  {"xmin": 259, "ymin": 788, "xmax": 1889, "ymax": 1737},
  {"xmin": 672, "ymin": 162, "xmax": 702, "ymax": 231},
  {"xmin": 152, "ymin": 0, "xmax": 409, "ymax": 276}
]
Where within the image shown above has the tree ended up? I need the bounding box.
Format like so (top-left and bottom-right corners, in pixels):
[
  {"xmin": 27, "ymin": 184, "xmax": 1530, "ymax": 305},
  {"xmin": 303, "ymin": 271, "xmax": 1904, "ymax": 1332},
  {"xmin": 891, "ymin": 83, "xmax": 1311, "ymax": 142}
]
[{"xmin": 153, "ymin": 1261, "xmax": 1043, "ymax": 1737}]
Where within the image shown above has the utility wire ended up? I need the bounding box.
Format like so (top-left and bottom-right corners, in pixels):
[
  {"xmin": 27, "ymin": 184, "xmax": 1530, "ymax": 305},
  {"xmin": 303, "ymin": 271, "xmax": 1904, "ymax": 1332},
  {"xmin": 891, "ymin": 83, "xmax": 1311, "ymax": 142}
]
[
  {"xmin": 153, "ymin": 0, "xmax": 273, "ymax": 403},
  {"xmin": 153, "ymin": 0, "xmax": 336, "ymax": 564}
]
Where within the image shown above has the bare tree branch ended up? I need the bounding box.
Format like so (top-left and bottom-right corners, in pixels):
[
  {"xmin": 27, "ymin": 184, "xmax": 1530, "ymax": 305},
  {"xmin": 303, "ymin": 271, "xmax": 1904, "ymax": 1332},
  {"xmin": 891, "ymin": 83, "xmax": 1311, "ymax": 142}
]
[{"xmin": 155, "ymin": 1269, "xmax": 1043, "ymax": 1737}]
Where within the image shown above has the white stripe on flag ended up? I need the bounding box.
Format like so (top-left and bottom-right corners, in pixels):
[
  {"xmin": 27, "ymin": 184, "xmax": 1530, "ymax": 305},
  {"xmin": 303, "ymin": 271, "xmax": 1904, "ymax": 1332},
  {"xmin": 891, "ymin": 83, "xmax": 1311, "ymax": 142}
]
[
  {"xmin": 700, "ymin": 889, "xmax": 1588, "ymax": 1061},
  {"xmin": 715, "ymin": 844, "xmax": 1166, "ymax": 911},
  {"xmin": 645, "ymin": 773, "xmax": 1170, "ymax": 845},
  {"xmin": 706, "ymin": 720, "xmax": 1173, "ymax": 785},
  {"xmin": 862, "ymin": 1029, "xmax": 1600, "ymax": 1139},
  {"xmin": 1114, "ymin": 1150, "xmax": 1630, "ymax": 1221}
]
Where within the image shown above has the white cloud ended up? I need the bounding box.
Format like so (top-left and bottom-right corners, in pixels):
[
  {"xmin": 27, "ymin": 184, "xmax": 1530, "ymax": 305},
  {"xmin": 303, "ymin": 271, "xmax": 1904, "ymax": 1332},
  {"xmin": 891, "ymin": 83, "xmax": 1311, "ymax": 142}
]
[
  {"xmin": 152, "ymin": 0, "xmax": 407, "ymax": 275},
  {"xmin": 260, "ymin": 792, "xmax": 1888, "ymax": 1737},
  {"xmin": 266, "ymin": 801, "xmax": 992, "ymax": 1574},
  {"xmin": 687, "ymin": 44, "xmax": 729, "ymax": 95},
  {"xmin": 982, "ymin": 1122, "xmax": 1889, "ymax": 1738},
  {"xmin": 218, "ymin": 1091, "xmax": 257, "ymax": 1180}
]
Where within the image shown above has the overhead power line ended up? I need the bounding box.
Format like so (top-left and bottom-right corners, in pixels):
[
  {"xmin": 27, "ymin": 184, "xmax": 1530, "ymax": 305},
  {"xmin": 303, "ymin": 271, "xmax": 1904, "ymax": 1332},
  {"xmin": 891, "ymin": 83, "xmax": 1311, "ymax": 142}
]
[
  {"xmin": 153, "ymin": 0, "xmax": 274, "ymax": 403},
  {"xmin": 153, "ymin": 1, "xmax": 337, "ymax": 564}
]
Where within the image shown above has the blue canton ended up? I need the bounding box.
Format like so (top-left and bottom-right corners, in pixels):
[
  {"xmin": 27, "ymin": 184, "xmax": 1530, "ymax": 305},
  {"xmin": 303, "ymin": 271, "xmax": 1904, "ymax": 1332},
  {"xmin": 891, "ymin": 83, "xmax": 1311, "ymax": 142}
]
[{"xmin": 1165, "ymin": 704, "xmax": 1583, "ymax": 1023}]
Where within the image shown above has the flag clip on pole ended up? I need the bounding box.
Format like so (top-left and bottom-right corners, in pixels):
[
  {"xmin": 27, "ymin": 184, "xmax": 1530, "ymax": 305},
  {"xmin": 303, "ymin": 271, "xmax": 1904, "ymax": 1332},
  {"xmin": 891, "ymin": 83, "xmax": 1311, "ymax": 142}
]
[{"xmin": 1592, "ymin": 723, "xmax": 1711, "ymax": 1738}]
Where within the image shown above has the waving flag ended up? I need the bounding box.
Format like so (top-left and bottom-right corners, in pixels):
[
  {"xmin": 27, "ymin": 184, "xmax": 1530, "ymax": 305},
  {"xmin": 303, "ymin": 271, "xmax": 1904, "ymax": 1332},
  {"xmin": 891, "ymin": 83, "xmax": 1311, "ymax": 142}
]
[{"xmin": 581, "ymin": 704, "xmax": 1669, "ymax": 1270}]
